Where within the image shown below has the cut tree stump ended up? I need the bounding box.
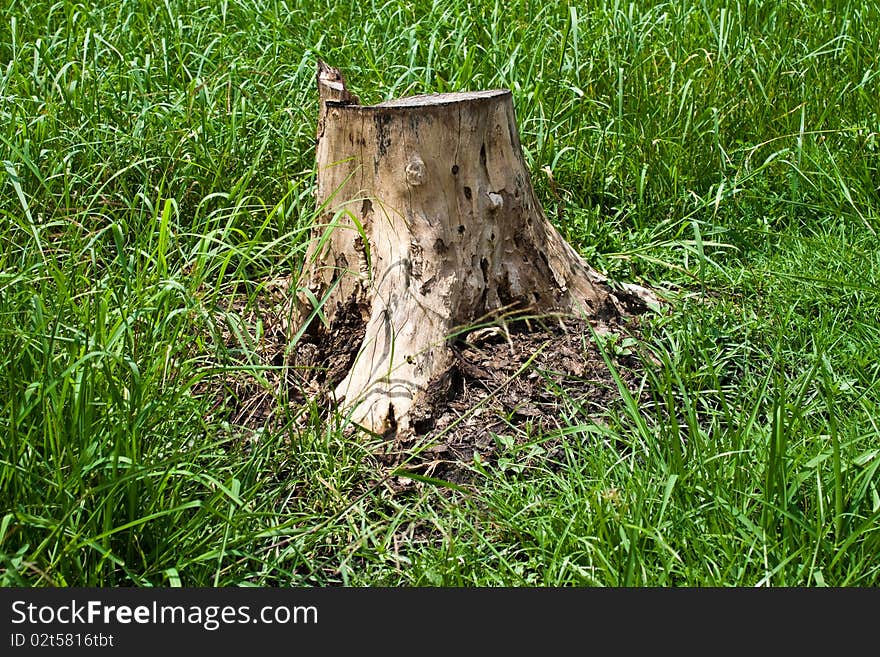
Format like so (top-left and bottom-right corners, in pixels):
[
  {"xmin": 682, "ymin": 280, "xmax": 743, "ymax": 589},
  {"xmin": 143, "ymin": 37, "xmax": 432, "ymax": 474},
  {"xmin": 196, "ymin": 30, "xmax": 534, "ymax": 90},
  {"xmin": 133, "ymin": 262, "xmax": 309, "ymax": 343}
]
[{"xmin": 295, "ymin": 62, "xmax": 658, "ymax": 436}]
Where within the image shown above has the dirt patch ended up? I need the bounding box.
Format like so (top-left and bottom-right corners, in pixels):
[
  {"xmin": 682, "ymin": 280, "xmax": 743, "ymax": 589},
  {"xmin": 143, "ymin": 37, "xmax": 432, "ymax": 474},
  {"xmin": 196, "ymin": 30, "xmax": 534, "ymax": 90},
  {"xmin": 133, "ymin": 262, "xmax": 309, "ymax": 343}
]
[
  {"xmin": 197, "ymin": 275, "xmax": 648, "ymax": 483},
  {"xmin": 192, "ymin": 276, "xmax": 295, "ymax": 433},
  {"xmin": 381, "ymin": 315, "xmax": 645, "ymax": 486}
]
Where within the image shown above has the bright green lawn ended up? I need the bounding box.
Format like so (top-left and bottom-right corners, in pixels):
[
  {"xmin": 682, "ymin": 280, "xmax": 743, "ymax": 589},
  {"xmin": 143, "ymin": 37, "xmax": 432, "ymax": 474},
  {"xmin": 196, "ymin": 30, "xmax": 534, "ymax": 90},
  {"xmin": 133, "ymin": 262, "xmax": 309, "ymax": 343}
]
[{"xmin": 1, "ymin": 0, "xmax": 878, "ymax": 585}]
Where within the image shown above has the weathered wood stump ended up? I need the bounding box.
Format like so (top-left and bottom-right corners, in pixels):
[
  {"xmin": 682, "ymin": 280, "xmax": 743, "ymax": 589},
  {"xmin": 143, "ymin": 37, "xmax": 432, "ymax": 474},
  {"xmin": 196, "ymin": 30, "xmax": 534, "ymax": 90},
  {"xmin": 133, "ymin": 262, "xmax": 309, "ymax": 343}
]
[{"xmin": 296, "ymin": 62, "xmax": 655, "ymax": 435}]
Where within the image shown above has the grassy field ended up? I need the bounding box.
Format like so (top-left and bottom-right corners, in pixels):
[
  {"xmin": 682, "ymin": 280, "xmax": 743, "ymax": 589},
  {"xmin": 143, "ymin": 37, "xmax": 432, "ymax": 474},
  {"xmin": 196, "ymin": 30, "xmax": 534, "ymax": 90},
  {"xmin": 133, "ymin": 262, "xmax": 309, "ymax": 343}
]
[{"xmin": 1, "ymin": 0, "xmax": 878, "ymax": 586}]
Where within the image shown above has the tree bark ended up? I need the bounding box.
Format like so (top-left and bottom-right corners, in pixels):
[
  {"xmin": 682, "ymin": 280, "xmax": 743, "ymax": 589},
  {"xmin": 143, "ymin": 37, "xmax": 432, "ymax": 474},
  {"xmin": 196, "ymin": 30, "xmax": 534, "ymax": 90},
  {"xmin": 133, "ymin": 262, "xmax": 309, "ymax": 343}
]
[{"xmin": 296, "ymin": 62, "xmax": 655, "ymax": 436}]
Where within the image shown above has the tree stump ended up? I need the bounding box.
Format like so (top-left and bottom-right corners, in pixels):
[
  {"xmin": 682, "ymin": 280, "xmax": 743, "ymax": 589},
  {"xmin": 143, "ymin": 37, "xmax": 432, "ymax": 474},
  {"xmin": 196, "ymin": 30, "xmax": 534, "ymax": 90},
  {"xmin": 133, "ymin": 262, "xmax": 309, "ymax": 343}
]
[{"xmin": 296, "ymin": 62, "xmax": 656, "ymax": 436}]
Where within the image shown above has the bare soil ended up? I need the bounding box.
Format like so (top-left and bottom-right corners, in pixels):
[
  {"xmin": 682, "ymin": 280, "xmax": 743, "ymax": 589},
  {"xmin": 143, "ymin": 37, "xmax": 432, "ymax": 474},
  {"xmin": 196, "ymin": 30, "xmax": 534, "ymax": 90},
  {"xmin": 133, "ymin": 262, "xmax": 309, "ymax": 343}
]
[{"xmin": 197, "ymin": 274, "xmax": 648, "ymax": 484}]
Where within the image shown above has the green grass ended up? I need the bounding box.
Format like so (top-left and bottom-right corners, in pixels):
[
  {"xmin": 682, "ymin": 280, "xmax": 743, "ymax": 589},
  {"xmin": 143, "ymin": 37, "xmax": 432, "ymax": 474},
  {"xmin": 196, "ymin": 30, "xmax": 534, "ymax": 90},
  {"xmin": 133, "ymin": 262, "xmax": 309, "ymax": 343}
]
[{"xmin": 1, "ymin": 0, "xmax": 878, "ymax": 586}]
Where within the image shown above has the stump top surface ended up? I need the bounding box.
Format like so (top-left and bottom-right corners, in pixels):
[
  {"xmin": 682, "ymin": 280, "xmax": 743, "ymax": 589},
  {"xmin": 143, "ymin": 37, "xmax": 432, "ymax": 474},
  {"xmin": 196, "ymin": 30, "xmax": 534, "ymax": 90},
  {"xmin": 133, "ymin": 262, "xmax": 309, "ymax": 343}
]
[{"xmin": 369, "ymin": 89, "xmax": 511, "ymax": 109}]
